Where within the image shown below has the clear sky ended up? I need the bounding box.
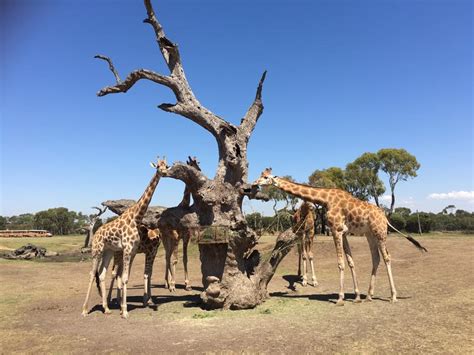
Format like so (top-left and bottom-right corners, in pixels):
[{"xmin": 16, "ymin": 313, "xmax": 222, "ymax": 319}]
[{"xmin": 1, "ymin": 0, "xmax": 472, "ymax": 217}]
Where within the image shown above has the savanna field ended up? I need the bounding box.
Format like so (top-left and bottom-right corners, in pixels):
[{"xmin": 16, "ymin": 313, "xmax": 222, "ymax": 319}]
[{"xmin": 1, "ymin": 233, "xmax": 473, "ymax": 353}]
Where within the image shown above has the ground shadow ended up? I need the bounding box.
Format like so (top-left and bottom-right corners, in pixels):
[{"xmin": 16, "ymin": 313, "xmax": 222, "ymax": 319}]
[{"xmin": 271, "ymin": 291, "xmax": 411, "ymax": 304}]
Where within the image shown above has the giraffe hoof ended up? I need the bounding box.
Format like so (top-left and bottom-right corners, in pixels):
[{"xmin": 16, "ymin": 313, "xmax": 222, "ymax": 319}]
[
  {"xmin": 104, "ymin": 308, "xmax": 112, "ymax": 315},
  {"xmin": 364, "ymin": 296, "xmax": 373, "ymax": 302},
  {"xmin": 81, "ymin": 310, "xmax": 89, "ymax": 317},
  {"xmin": 121, "ymin": 312, "xmax": 129, "ymax": 319},
  {"xmin": 354, "ymin": 298, "xmax": 362, "ymax": 304},
  {"xmin": 390, "ymin": 297, "xmax": 398, "ymax": 303},
  {"xmin": 185, "ymin": 285, "xmax": 192, "ymax": 291},
  {"xmin": 312, "ymin": 281, "xmax": 319, "ymax": 287},
  {"xmin": 335, "ymin": 299, "xmax": 345, "ymax": 306},
  {"xmin": 302, "ymin": 280, "xmax": 308, "ymax": 287}
]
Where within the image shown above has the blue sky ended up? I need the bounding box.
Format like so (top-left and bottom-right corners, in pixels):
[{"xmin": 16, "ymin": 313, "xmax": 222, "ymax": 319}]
[{"xmin": 1, "ymin": 0, "xmax": 472, "ymax": 217}]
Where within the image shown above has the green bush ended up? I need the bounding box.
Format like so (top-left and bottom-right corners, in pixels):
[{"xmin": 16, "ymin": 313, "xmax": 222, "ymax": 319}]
[
  {"xmin": 389, "ymin": 213, "xmax": 406, "ymax": 231},
  {"xmin": 406, "ymin": 213, "xmax": 432, "ymax": 233}
]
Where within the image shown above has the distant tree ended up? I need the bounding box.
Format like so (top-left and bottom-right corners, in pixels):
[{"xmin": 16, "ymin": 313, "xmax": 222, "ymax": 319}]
[
  {"xmin": 308, "ymin": 167, "xmax": 345, "ymax": 189},
  {"xmin": 346, "ymin": 152, "xmax": 385, "ymax": 206},
  {"xmin": 0, "ymin": 216, "xmax": 6, "ymax": 230},
  {"xmin": 455, "ymin": 209, "xmax": 470, "ymax": 217},
  {"xmin": 7, "ymin": 214, "xmax": 35, "ymax": 230},
  {"xmin": 377, "ymin": 148, "xmax": 420, "ymax": 215},
  {"xmin": 389, "ymin": 213, "xmax": 406, "ymax": 231},
  {"xmin": 441, "ymin": 205, "xmax": 456, "ymax": 215},
  {"xmin": 406, "ymin": 212, "xmax": 432, "ymax": 233},
  {"xmin": 394, "ymin": 207, "xmax": 411, "ymax": 217},
  {"xmin": 34, "ymin": 208, "xmax": 76, "ymax": 235}
]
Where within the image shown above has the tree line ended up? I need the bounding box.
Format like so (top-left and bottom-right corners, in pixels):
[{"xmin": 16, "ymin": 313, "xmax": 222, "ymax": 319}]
[
  {"xmin": 246, "ymin": 207, "xmax": 473, "ymax": 235},
  {"xmin": 0, "ymin": 208, "xmax": 108, "ymax": 235}
]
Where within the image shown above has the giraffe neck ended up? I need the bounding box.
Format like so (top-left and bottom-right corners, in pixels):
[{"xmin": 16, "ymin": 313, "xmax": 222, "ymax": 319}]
[
  {"xmin": 177, "ymin": 185, "xmax": 191, "ymax": 208},
  {"xmin": 274, "ymin": 177, "xmax": 333, "ymax": 206},
  {"xmin": 133, "ymin": 171, "xmax": 161, "ymax": 222}
]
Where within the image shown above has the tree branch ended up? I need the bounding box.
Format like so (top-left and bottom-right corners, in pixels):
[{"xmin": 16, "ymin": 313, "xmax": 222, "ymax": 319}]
[
  {"xmin": 94, "ymin": 55, "xmax": 122, "ymax": 84},
  {"xmin": 143, "ymin": 0, "xmax": 180, "ymax": 75},
  {"xmin": 239, "ymin": 71, "xmax": 267, "ymax": 140},
  {"xmin": 162, "ymin": 161, "xmax": 209, "ymax": 188},
  {"xmin": 239, "ymin": 183, "xmax": 270, "ymax": 201},
  {"xmin": 97, "ymin": 68, "xmax": 178, "ymax": 97}
]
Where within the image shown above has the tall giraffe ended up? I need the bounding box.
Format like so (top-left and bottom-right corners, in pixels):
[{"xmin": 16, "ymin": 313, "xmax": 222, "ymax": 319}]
[
  {"xmin": 107, "ymin": 225, "xmax": 161, "ymax": 307},
  {"xmin": 81, "ymin": 158, "xmax": 168, "ymax": 318},
  {"xmin": 293, "ymin": 201, "xmax": 318, "ymax": 287},
  {"xmin": 161, "ymin": 156, "xmax": 201, "ymax": 292},
  {"xmin": 255, "ymin": 168, "xmax": 427, "ymax": 305}
]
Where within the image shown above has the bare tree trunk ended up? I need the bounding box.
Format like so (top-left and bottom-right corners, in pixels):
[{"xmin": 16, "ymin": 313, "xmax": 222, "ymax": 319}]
[{"xmin": 97, "ymin": 0, "xmax": 299, "ymax": 309}]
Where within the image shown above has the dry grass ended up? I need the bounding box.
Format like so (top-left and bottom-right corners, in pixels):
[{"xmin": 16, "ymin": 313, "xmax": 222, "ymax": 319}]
[{"xmin": 0, "ymin": 233, "xmax": 473, "ymax": 353}]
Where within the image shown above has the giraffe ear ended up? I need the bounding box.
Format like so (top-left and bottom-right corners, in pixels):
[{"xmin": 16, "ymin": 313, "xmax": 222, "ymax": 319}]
[{"xmin": 150, "ymin": 162, "xmax": 157, "ymax": 168}]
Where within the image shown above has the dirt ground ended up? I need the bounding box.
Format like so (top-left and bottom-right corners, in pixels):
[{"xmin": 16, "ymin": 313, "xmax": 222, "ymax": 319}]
[{"xmin": 0, "ymin": 233, "xmax": 473, "ymax": 353}]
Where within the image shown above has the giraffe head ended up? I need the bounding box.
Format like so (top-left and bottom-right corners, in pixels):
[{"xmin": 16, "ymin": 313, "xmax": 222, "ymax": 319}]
[
  {"xmin": 254, "ymin": 168, "xmax": 277, "ymax": 186},
  {"xmin": 150, "ymin": 157, "xmax": 169, "ymax": 175}
]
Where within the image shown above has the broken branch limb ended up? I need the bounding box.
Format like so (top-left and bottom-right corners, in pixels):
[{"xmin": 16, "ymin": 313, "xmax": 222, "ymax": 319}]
[
  {"xmin": 94, "ymin": 55, "xmax": 122, "ymax": 84},
  {"xmin": 239, "ymin": 71, "xmax": 267, "ymax": 140},
  {"xmin": 163, "ymin": 161, "xmax": 209, "ymax": 188}
]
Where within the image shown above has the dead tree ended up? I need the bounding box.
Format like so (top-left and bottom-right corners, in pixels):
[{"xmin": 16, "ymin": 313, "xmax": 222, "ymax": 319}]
[
  {"xmin": 83, "ymin": 206, "xmax": 107, "ymax": 248},
  {"xmin": 97, "ymin": 0, "xmax": 300, "ymax": 309}
]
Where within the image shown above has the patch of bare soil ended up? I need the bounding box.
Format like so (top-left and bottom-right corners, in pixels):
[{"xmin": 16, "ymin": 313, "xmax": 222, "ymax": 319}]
[{"xmin": 0, "ymin": 235, "xmax": 473, "ymax": 353}]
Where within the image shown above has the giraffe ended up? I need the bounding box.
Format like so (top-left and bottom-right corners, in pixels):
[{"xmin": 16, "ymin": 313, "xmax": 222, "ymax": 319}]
[
  {"xmin": 81, "ymin": 157, "xmax": 168, "ymax": 318},
  {"xmin": 161, "ymin": 156, "xmax": 201, "ymax": 292},
  {"xmin": 107, "ymin": 225, "xmax": 161, "ymax": 308},
  {"xmin": 293, "ymin": 201, "xmax": 318, "ymax": 287},
  {"xmin": 255, "ymin": 168, "xmax": 427, "ymax": 305}
]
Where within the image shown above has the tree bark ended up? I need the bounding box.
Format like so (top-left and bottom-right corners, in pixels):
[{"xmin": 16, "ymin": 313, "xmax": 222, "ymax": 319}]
[{"xmin": 97, "ymin": 0, "xmax": 298, "ymax": 310}]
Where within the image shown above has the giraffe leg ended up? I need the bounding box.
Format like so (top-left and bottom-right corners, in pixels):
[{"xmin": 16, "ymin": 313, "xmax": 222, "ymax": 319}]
[
  {"xmin": 331, "ymin": 228, "xmax": 346, "ymax": 306},
  {"xmin": 98, "ymin": 250, "xmax": 114, "ymax": 314},
  {"xmin": 366, "ymin": 234, "xmax": 380, "ymax": 302},
  {"xmin": 182, "ymin": 233, "xmax": 192, "ymax": 291},
  {"xmin": 301, "ymin": 237, "xmax": 308, "ymax": 287},
  {"xmin": 378, "ymin": 239, "xmax": 397, "ymax": 302},
  {"xmin": 81, "ymin": 256, "xmax": 100, "ymax": 316},
  {"xmin": 297, "ymin": 240, "xmax": 303, "ymax": 278},
  {"xmin": 143, "ymin": 248, "xmax": 157, "ymax": 306},
  {"xmin": 342, "ymin": 234, "xmax": 361, "ymax": 303},
  {"xmin": 107, "ymin": 252, "xmax": 121, "ymax": 306},
  {"xmin": 164, "ymin": 238, "xmax": 174, "ymax": 291},
  {"xmin": 307, "ymin": 235, "xmax": 318, "ymax": 287},
  {"xmin": 169, "ymin": 241, "xmax": 178, "ymax": 292},
  {"xmin": 120, "ymin": 241, "xmax": 138, "ymax": 319}
]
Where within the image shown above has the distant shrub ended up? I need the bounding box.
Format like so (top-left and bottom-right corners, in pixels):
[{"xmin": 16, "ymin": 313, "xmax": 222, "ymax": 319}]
[{"xmin": 389, "ymin": 213, "xmax": 406, "ymax": 231}]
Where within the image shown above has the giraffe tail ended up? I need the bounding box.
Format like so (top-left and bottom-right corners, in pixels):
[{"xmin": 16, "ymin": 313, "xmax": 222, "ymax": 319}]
[
  {"xmin": 95, "ymin": 270, "xmax": 102, "ymax": 297},
  {"xmin": 387, "ymin": 221, "xmax": 428, "ymax": 252}
]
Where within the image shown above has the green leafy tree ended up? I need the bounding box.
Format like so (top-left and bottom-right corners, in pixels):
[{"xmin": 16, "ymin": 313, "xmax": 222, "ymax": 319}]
[
  {"xmin": 389, "ymin": 213, "xmax": 406, "ymax": 231},
  {"xmin": 441, "ymin": 205, "xmax": 456, "ymax": 214},
  {"xmin": 308, "ymin": 167, "xmax": 345, "ymax": 189},
  {"xmin": 377, "ymin": 148, "xmax": 420, "ymax": 215},
  {"xmin": 346, "ymin": 152, "xmax": 385, "ymax": 206},
  {"xmin": 0, "ymin": 216, "xmax": 7, "ymax": 229},
  {"xmin": 34, "ymin": 207, "xmax": 77, "ymax": 235},
  {"xmin": 7, "ymin": 214, "xmax": 35, "ymax": 230},
  {"xmin": 394, "ymin": 207, "xmax": 411, "ymax": 217}
]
